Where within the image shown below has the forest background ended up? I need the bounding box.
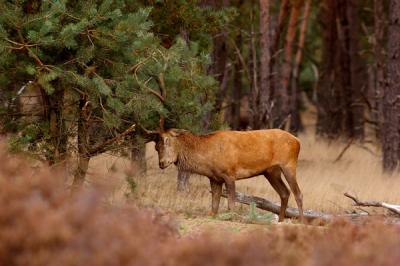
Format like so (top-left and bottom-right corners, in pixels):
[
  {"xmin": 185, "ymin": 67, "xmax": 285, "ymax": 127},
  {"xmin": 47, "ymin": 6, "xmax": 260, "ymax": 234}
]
[
  {"xmin": 0, "ymin": 0, "xmax": 399, "ymax": 208},
  {"xmin": 2, "ymin": 0, "xmax": 400, "ymax": 265},
  {"xmin": 0, "ymin": 0, "xmax": 398, "ymax": 184}
]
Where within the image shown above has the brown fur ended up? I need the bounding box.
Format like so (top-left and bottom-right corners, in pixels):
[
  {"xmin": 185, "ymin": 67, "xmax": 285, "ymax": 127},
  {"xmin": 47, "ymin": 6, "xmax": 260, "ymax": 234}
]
[{"xmin": 154, "ymin": 129, "xmax": 304, "ymax": 223}]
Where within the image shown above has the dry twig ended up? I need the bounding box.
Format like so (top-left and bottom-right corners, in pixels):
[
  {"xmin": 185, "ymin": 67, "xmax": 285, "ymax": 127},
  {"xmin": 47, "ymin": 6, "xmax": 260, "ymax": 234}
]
[{"xmin": 344, "ymin": 193, "xmax": 400, "ymax": 216}]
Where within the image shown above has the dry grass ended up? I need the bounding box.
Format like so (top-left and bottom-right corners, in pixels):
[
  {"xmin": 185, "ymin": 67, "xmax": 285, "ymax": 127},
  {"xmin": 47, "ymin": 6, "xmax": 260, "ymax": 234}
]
[{"xmin": 3, "ymin": 141, "xmax": 400, "ymax": 266}]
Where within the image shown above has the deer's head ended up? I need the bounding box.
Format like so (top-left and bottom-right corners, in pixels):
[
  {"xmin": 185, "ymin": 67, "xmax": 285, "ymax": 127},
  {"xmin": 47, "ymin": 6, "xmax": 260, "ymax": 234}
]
[{"xmin": 154, "ymin": 128, "xmax": 189, "ymax": 169}]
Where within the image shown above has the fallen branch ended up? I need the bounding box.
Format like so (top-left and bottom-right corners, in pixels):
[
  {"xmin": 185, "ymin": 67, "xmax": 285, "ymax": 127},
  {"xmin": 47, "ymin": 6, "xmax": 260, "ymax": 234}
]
[
  {"xmin": 344, "ymin": 193, "xmax": 400, "ymax": 216},
  {"xmin": 218, "ymin": 190, "xmax": 369, "ymax": 222}
]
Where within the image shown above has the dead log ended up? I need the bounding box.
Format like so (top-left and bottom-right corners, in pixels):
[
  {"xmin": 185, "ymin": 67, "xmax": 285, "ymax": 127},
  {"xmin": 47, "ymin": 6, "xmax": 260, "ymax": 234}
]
[
  {"xmin": 219, "ymin": 190, "xmax": 369, "ymax": 222},
  {"xmin": 344, "ymin": 193, "xmax": 400, "ymax": 216}
]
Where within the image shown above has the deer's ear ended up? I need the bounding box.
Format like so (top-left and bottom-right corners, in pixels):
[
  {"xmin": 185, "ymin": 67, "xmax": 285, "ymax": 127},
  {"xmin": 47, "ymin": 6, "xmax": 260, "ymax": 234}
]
[{"xmin": 169, "ymin": 129, "xmax": 190, "ymax": 137}]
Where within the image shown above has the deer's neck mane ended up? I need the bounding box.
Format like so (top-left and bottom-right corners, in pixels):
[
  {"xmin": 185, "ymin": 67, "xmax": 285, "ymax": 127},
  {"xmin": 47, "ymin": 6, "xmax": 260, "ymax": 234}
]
[{"xmin": 175, "ymin": 132, "xmax": 217, "ymax": 174}]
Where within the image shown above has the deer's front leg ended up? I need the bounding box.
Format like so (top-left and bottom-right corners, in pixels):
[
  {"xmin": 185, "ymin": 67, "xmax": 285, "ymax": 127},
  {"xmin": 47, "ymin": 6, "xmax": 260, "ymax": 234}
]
[{"xmin": 210, "ymin": 179, "xmax": 223, "ymax": 217}]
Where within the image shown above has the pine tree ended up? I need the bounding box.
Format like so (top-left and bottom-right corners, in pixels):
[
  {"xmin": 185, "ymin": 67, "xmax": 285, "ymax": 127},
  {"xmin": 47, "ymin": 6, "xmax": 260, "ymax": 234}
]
[{"xmin": 0, "ymin": 0, "xmax": 222, "ymax": 186}]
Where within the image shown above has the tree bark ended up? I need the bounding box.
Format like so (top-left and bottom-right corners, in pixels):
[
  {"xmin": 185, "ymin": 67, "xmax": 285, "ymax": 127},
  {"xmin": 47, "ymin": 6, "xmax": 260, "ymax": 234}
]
[
  {"xmin": 374, "ymin": 0, "xmax": 385, "ymax": 139},
  {"xmin": 383, "ymin": 0, "xmax": 400, "ymax": 172},
  {"xmin": 257, "ymin": 0, "xmax": 271, "ymax": 129},
  {"xmin": 247, "ymin": 31, "xmax": 256, "ymax": 129},
  {"xmin": 248, "ymin": 3, "xmax": 258, "ymax": 130},
  {"xmin": 290, "ymin": 0, "xmax": 311, "ymax": 134},
  {"xmin": 73, "ymin": 97, "xmax": 90, "ymax": 188},
  {"xmin": 269, "ymin": 1, "xmax": 289, "ymax": 126},
  {"xmin": 177, "ymin": 172, "xmax": 190, "ymax": 193},
  {"xmin": 200, "ymin": 0, "xmax": 230, "ymax": 131},
  {"xmin": 317, "ymin": 0, "xmax": 342, "ymax": 137},
  {"xmin": 346, "ymin": 0, "xmax": 366, "ymax": 138},
  {"xmin": 48, "ymin": 87, "xmax": 66, "ymax": 166},
  {"xmin": 131, "ymin": 146, "xmax": 146, "ymax": 178},
  {"xmin": 231, "ymin": 51, "xmax": 242, "ymax": 130},
  {"xmin": 338, "ymin": 0, "xmax": 354, "ymax": 137},
  {"xmin": 270, "ymin": 0, "xmax": 290, "ymax": 58},
  {"xmin": 203, "ymin": 0, "xmax": 230, "ymax": 108},
  {"xmin": 277, "ymin": 0, "xmax": 304, "ymax": 128}
]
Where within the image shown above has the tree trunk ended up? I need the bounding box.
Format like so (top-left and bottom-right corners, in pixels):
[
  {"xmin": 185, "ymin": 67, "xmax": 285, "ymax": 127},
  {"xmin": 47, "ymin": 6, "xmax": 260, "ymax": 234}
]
[
  {"xmin": 338, "ymin": 0, "xmax": 355, "ymax": 137},
  {"xmin": 317, "ymin": 0, "xmax": 342, "ymax": 137},
  {"xmin": 337, "ymin": 0, "xmax": 366, "ymax": 139},
  {"xmin": 178, "ymin": 26, "xmax": 192, "ymax": 187},
  {"xmin": 374, "ymin": 0, "xmax": 385, "ymax": 139},
  {"xmin": 248, "ymin": 2, "xmax": 258, "ymax": 130},
  {"xmin": 177, "ymin": 172, "xmax": 190, "ymax": 193},
  {"xmin": 73, "ymin": 97, "xmax": 90, "ymax": 188},
  {"xmin": 200, "ymin": 0, "xmax": 230, "ymax": 131},
  {"xmin": 202, "ymin": 0, "xmax": 230, "ymax": 106},
  {"xmin": 383, "ymin": 0, "xmax": 400, "ymax": 172},
  {"xmin": 269, "ymin": 0, "xmax": 289, "ymax": 118},
  {"xmin": 271, "ymin": 0, "xmax": 289, "ymax": 57},
  {"xmin": 131, "ymin": 146, "xmax": 146, "ymax": 178},
  {"xmin": 346, "ymin": 0, "xmax": 366, "ymax": 138},
  {"xmin": 231, "ymin": 50, "xmax": 242, "ymax": 130},
  {"xmin": 290, "ymin": 0, "xmax": 311, "ymax": 134},
  {"xmin": 277, "ymin": 0, "xmax": 304, "ymax": 128},
  {"xmin": 248, "ymin": 30, "xmax": 256, "ymax": 129},
  {"xmin": 48, "ymin": 86, "xmax": 66, "ymax": 166},
  {"xmin": 257, "ymin": 0, "xmax": 271, "ymax": 129}
]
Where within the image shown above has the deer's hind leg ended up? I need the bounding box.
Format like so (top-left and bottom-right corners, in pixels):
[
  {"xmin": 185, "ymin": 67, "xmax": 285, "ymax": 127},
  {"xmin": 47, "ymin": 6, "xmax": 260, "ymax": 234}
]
[
  {"xmin": 264, "ymin": 166, "xmax": 290, "ymax": 222},
  {"xmin": 280, "ymin": 163, "xmax": 304, "ymax": 223},
  {"xmin": 210, "ymin": 179, "xmax": 223, "ymax": 217}
]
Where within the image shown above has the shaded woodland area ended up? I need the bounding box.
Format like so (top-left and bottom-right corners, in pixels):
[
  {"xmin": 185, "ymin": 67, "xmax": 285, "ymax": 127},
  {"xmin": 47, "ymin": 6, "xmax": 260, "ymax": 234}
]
[
  {"xmin": 202, "ymin": 0, "xmax": 399, "ymax": 175},
  {"xmin": 0, "ymin": 0, "xmax": 399, "ymax": 190},
  {"xmin": 203, "ymin": 0, "xmax": 397, "ymax": 172}
]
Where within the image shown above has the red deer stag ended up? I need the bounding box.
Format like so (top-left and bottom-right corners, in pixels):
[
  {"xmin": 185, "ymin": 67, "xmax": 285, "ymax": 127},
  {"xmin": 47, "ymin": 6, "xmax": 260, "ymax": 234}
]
[
  {"xmin": 144, "ymin": 118, "xmax": 305, "ymax": 223},
  {"xmin": 141, "ymin": 50, "xmax": 303, "ymax": 222}
]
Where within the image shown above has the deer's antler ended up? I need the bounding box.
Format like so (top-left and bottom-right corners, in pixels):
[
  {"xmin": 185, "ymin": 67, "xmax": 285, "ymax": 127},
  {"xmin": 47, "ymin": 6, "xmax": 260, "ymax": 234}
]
[{"xmin": 141, "ymin": 117, "xmax": 165, "ymax": 135}]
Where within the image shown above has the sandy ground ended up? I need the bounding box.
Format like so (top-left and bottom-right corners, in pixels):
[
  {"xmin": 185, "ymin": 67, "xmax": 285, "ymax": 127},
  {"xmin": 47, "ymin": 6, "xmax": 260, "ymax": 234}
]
[{"xmin": 176, "ymin": 216, "xmax": 270, "ymax": 238}]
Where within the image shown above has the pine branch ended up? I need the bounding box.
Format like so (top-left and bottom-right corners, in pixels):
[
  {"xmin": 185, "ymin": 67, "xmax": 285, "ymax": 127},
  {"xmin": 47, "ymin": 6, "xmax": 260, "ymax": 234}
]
[
  {"xmin": 88, "ymin": 124, "xmax": 136, "ymax": 156},
  {"xmin": 126, "ymin": 52, "xmax": 155, "ymax": 74},
  {"xmin": 17, "ymin": 28, "xmax": 51, "ymax": 72},
  {"xmin": 147, "ymin": 88, "xmax": 165, "ymax": 103},
  {"xmin": 156, "ymin": 49, "xmax": 168, "ymax": 100},
  {"xmin": 19, "ymin": 1, "xmax": 65, "ymax": 27}
]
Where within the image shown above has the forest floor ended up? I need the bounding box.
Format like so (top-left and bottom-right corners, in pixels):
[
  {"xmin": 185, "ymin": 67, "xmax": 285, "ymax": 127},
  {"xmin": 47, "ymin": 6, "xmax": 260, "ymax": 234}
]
[
  {"xmin": 177, "ymin": 215, "xmax": 269, "ymax": 238},
  {"xmin": 168, "ymin": 211, "xmax": 303, "ymax": 239}
]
